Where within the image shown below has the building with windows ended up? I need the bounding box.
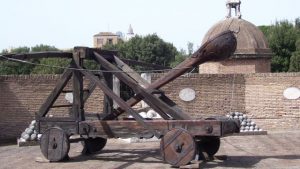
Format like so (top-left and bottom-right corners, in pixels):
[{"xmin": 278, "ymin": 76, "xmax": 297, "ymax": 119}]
[
  {"xmin": 93, "ymin": 32, "xmax": 121, "ymax": 48},
  {"xmin": 93, "ymin": 25, "xmax": 135, "ymax": 48}
]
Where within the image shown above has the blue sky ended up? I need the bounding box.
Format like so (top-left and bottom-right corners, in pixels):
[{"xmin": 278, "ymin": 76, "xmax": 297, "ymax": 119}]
[{"xmin": 0, "ymin": 0, "xmax": 299, "ymax": 51}]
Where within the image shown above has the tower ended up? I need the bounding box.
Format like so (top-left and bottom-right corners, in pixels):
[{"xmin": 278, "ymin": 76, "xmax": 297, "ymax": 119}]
[
  {"xmin": 126, "ymin": 24, "xmax": 135, "ymax": 41},
  {"xmin": 199, "ymin": 0, "xmax": 273, "ymax": 74}
]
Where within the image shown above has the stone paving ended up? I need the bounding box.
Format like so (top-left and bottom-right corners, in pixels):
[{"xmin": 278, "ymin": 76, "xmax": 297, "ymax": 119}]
[{"xmin": 0, "ymin": 130, "xmax": 299, "ymax": 169}]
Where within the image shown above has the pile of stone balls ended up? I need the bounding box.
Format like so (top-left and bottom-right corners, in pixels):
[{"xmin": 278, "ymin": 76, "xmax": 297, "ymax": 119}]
[
  {"xmin": 20, "ymin": 120, "xmax": 41, "ymax": 142},
  {"xmin": 226, "ymin": 112, "xmax": 263, "ymax": 132}
]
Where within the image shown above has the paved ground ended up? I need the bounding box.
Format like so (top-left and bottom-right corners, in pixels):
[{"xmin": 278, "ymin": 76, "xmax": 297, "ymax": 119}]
[{"xmin": 0, "ymin": 130, "xmax": 299, "ymax": 169}]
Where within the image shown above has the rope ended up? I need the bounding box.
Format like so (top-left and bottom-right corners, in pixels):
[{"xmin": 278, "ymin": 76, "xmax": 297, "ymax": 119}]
[{"xmin": 0, "ymin": 55, "xmax": 194, "ymax": 73}]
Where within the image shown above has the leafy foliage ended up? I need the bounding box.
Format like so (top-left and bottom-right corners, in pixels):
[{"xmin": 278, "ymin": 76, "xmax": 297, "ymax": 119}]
[
  {"xmin": 0, "ymin": 44, "xmax": 72, "ymax": 75},
  {"xmin": 103, "ymin": 34, "xmax": 178, "ymax": 69},
  {"xmin": 0, "ymin": 47, "xmax": 32, "ymax": 75},
  {"xmin": 259, "ymin": 18, "xmax": 300, "ymax": 72}
]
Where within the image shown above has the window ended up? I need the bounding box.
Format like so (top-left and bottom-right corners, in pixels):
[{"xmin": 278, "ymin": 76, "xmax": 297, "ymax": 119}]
[
  {"xmin": 108, "ymin": 38, "xmax": 113, "ymax": 45},
  {"xmin": 97, "ymin": 38, "xmax": 103, "ymax": 45}
]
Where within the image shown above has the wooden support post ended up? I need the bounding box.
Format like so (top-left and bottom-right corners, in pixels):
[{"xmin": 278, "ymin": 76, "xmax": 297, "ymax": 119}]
[
  {"xmin": 72, "ymin": 48, "xmax": 85, "ymax": 121},
  {"xmin": 101, "ymin": 67, "xmax": 114, "ymax": 115}
]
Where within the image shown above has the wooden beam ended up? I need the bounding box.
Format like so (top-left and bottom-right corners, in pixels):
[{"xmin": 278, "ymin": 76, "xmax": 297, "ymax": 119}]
[
  {"xmin": 37, "ymin": 68, "xmax": 73, "ymax": 117},
  {"xmin": 93, "ymin": 52, "xmax": 191, "ymax": 120},
  {"xmin": 83, "ymin": 81, "xmax": 96, "ymax": 103},
  {"xmin": 76, "ymin": 64, "xmax": 162, "ymax": 138},
  {"xmin": 0, "ymin": 51, "xmax": 73, "ymax": 60},
  {"xmin": 79, "ymin": 119, "xmax": 225, "ymax": 138},
  {"xmin": 113, "ymin": 55, "xmax": 149, "ymax": 87},
  {"xmin": 113, "ymin": 56, "xmax": 187, "ymax": 118},
  {"xmin": 72, "ymin": 50, "xmax": 85, "ymax": 121}
]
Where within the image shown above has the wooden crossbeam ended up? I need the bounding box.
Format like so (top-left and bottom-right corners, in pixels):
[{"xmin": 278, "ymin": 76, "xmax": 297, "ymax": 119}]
[
  {"xmin": 93, "ymin": 52, "xmax": 191, "ymax": 120},
  {"xmin": 113, "ymin": 56, "xmax": 191, "ymax": 119},
  {"xmin": 74, "ymin": 63, "xmax": 162, "ymax": 138}
]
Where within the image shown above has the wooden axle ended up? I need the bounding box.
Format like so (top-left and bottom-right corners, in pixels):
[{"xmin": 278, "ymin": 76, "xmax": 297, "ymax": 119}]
[{"xmin": 38, "ymin": 118, "xmax": 239, "ymax": 139}]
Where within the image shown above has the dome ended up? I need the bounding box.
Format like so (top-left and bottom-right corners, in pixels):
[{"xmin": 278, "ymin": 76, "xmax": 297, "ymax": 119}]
[{"xmin": 202, "ymin": 18, "xmax": 272, "ymax": 58}]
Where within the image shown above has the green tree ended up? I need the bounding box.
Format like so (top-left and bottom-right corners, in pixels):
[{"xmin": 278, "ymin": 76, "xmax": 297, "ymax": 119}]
[
  {"xmin": 259, "ymin": 20, "xmax": 299, "ymax": 72},
  {"xmin": 30, "ymin": 44, "xmax": 70, "ymax": 74},
  {"xmin": 187, "ymin": 42, "xmax": 194, "ymax": 55},
  {"xmin": 0, "ymin": 46, "xmax": 32, "ymax": 75},
  {"xmin": 289, "ymin": 51, "xmax": 300, "ymax": 71},
  {"xmin": 170, "ymin": 49, "xmax": 187, "ymax": 68},
  {"xmin": 103, "ymin": 34, "xmax": 178, "ymax": 69}
]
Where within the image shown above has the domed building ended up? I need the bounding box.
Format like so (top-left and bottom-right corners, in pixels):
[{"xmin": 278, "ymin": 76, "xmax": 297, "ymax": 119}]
[{"xmin": 199, "ymin": 1, "xmax": 273, "ymax": 74}]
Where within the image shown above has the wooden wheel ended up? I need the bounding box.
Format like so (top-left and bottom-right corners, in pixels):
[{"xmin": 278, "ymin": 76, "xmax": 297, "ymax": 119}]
[
  {"xmin": 197, "ymin": 136, "xmax": 220, "ymax": 157},
  {"xmin": 40, "ymin": 127, "xmax": 70, "ymax": 162},
  {"xmin": 81, "ymin": 137, "xmax": 107, "ymax": 154},
  {"xmin": 160, "ymin": 128, "xmax": 196, "ymax": 167}
]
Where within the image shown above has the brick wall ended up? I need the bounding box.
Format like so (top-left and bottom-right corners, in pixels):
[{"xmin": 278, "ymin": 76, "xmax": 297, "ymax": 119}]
[
  {"xmin": 0, "ymin": 73, "xmax": 299, "ymax": 141},
  {"xmin": 0, "ymin": 75, "xmax": 104, "ymax": 141},
  {"xmin": 199, "ymin": 58, "xmax": 271, "ymax": 74}
]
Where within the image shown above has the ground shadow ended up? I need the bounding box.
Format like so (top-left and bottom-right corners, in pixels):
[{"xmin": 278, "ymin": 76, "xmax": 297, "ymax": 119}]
[
  {"xmin": 65, "ymin": 148, "xmax": 165, "ymax": 168},
  {"xmin": 0, "ymin": 79, "xmax": 32, "ymax": 144},
  {"xmin": 200, "ymin": 155, "xmax": 300, "ymax": 168},
  {"xmin": 57, "ymin": 146, "xmax": 300, "ymax": 169}
]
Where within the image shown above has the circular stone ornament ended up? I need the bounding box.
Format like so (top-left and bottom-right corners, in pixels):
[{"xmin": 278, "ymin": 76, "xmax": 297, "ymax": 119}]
[
  {"xmin": 283, "ymin": 87, "xmax": 300, "ymax": 100},
  {"xmin": 179, "ymin": 88, "xmax": 196, "ymax": 102}
]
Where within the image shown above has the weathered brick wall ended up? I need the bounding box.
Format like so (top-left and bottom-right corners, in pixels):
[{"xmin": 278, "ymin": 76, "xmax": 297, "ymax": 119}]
[
  {"xmin": 199, "ymin": 58, "xmax": 271, "ymax": 74},
  {"xmin": 244, "ymin": 73, "xmax": 300, "ymax": 130},
  {"xmin": 0, "ymin": 75, "xmax": 104, "ymax": 141},
  {"xmin": 151, "ymin": 74, "xmax": 246, "ymax": 118},
  {"xmin": 0, "ymin": 73, "xmax": 299, "ymax": 141}
]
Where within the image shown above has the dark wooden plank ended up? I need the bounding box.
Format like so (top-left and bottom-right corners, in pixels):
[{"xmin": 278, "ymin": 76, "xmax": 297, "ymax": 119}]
[
  {"xmin": 37, "ymin": 69, "xmax": 73, "ymax": 117},
  {"xmin": 83, "ymin": 81, "xmax": 97, "ymax": 103},
  {"xmin": 72, "ymin": 50, "xmax": 85, "ymax": 122},
  {"xmin": 0, "ymin": 51, "xmax": 73, "ymax": 60},
  {"xmin": 101, "ymin": 67, "xmax": 114, "ymax": 115},
  {"xmin": 103, "ymin": 31, "xmax": 237, "ymax": 120},
  {"xmin": 120, "ymin": 58, "xmax": 170, "ymax": 70},
  {"xmin": 76, "ymin": 64, "xmax": 161, "ymax": 138},
  {"xmin": 39, "ymin": 121, "xmax": 78, "ymax": 135},
  {"xmin": 113, "ymin": 55, "xmax": 150, "ymax": 87},
  {"xmin": 51, "ymin": 104, "xmax": 72, "ymax": 108},
  {"xmin": 94, "ymin": 52, "xmax": 191, "ymax": 120},
  {"xmin": 79, "ymin": 120, "xmax": 225, "ymax": 138}
]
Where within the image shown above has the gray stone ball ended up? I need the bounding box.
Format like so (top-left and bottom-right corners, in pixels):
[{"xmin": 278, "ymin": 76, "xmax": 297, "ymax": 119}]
[
  {"xmin": 23, "ymin": 134, "xmax": 30, "ymax": 141},
  {"xmin": 29, "ymin": 125, "xmax": 35, "ymax": 130},
  {"xmin": 30, "ymin": 120, "xmax": 36, "ymax": 125},
  {"xmin": 30, "ymin": 133, "xmax": 37, "ymax": 141},
  {"xmin": 26, "ymin": 129, "xmax": 33, "ymax": 135},
  {"xmin": 21, "ymin": 132, "xmax": 27, "ymax": 138}
]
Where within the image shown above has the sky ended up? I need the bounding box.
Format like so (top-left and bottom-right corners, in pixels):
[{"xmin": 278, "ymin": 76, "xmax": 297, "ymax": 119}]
[{"xmin": 0, "ymin": 0, "xmax": 299, "ymax": 51}]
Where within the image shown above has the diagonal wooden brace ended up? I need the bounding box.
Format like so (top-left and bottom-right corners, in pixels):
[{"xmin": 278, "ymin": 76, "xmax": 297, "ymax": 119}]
[
  {"xmin": 74, "ymin": 63, "xmax": 162, "ymax": 138},
  {"xmin": 93, "ymin": 52, "xmax": 191, "ymax": 120}
]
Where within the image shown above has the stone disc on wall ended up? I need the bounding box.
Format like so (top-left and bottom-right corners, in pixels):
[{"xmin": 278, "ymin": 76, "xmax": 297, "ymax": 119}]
[
  {"xmin": 283, "ymin": 87, "xmax": 300, "ymax": 100},
  {"xmin": 179, "ymin": 88, "xmax": 196, "ymax": 102}
]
